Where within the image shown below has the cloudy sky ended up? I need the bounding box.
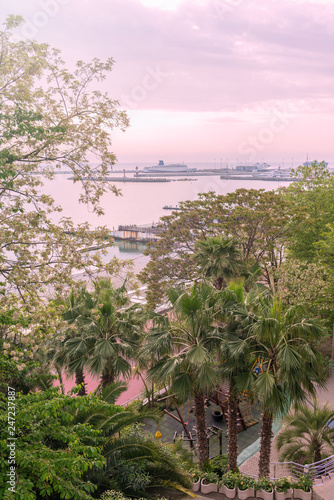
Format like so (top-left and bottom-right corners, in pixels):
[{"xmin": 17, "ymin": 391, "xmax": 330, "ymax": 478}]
[{"xmin": 2, "ymin": 0, "xmax": 334, "ymax": 165}]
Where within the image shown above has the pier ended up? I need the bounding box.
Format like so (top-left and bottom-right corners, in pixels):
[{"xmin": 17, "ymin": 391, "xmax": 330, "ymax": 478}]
[{"xmin": 109, "ymin": 224, "xmax": 164, "ymax": 242}]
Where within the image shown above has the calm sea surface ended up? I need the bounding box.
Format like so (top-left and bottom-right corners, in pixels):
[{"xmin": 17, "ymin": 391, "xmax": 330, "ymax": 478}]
[{"xmin": 43, "ymin": 163, "xmax": 291, "ymax": 274}]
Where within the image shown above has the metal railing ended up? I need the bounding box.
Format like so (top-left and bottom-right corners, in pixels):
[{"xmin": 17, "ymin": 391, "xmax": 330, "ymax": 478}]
[{"xmin": 242, "ymin": 455, "xmax": 334, "ymax": 486}]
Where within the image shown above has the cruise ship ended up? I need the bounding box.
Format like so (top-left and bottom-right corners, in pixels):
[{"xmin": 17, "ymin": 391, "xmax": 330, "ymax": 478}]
[{"xmin": 144, "ymin": 160, "xmax": 189, "ymax": 173}]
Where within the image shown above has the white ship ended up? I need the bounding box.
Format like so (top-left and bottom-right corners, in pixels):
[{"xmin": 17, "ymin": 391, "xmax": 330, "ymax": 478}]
[{"xmin": 144, "ymin": 160, "xmax": 189, "ymax": 173}]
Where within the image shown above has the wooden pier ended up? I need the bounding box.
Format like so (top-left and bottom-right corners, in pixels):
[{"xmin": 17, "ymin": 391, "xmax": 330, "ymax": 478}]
[{"xmin": 110, "ymin": 224, "xmax": 164, "ymax": 242}]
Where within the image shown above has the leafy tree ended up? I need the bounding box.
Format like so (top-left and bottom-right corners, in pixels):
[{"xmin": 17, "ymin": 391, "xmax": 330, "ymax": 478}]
[
  {"xmin": 276, "ymin": 258, "xmax": 334, "ymax": 324},
  {"xmin": 0, "ymin": 384, "xmax": 190, "ymax": 499},
  {"xmin": 240, "ymin": 296, "xmax": 327, "ymax": 477},
  {"xmin": 0, "ymin": 303, "xmax": 63, "ymax": 394},
  {"xmin": 140, "ymin": 189, "xmax": 296, "ymax": 307},
  {"xmin": 142, "ymin": 283, "xmax": 222, "ymax": 469},
  {"xmin": 0, "ymin": 16, "xmax": 128, "ymax": 315},
  {"xmin": 276, "ymin": 403, "xmax": 334, "ymax": 464},
  {"xmin": 193, "ymin": 235, "xmax": 242, "ymax": 290},
  {"xmin": 285, "ymin": 161, "xmax": 334, "ymax": 263},
  {"xmin": 0, "ymin": 388, "xmax": 106, "ymax": 499}
]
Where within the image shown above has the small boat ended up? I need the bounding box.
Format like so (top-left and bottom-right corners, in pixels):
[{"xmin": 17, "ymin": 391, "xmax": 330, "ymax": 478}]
[{"xmin": 162, "ymin": 205, "xmax": 182, "ymax": 210}]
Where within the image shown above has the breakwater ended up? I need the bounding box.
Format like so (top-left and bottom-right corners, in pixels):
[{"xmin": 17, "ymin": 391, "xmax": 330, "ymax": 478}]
[
  {"xmin": 220, "ymin": 175, "xmax": 297, "ymax": 181},
  {"xmin": 67, "ymin": 176, "xmax": 171, "ymax": 183}
]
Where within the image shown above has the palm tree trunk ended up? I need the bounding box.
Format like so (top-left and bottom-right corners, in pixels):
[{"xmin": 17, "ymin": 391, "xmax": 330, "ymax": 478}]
[
  {"xmin": 193, "ymin": 390, "xmax": 209, "ymax": 469},
  {"xmin": 75, "ymin": 368, "xmax": 86, "ymax": 396},
  {"xmin": 259, "ymin": 409, "xmax": 274, "ymax": 477},
  {"xmin": 314, "ymin": 443, "xmax": 322, "ymax": 463},
  {"xmin": 214, "ymin": 277, "xmax": 223, "ymax": 290},
  {"xmin": 56, "ymin": 366, "xmax": 65, "ymax": 395},
  {"xmin": 227, "ymin": 382, "xmax": 238, "ymax": 471},
  {"xmin": 101, "ymin": 367, "xmax": 115, "ymax": 388}
]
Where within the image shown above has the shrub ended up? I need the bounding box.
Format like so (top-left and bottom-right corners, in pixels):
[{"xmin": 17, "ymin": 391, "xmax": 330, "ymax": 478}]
[
  {"xmin": 220, "ymin": 470, "xmax": 239, "ymax": 489},
  {"xmin": 275, "ymin": 477, "xmax": 291, "ymax": 493},
  {"xmin": 293, "ymin": 474, "xmax": 313, "ymax": 492},
  {"xmin": 236, "ymin": 475, "xmax": 255, "ymax": 490},
  {"xmin": 188, "ymin": 465, "xmax": 200, "ymax": 482},
  {"xmin": 256, "ymin": 477, "xmax": 274, "ymax": 492},
  {"xmin": 205, "ymin": 454, "xmax": 229, "ymax": 477},
  {"xmin": 200, "ymin": 471, "xmax": 219, "ymax": 484}
]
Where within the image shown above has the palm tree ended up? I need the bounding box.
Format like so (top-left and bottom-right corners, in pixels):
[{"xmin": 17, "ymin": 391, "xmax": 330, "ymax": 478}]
[
  {"xmin": 276, "ymin": 403, "xmax": 334, "ymax": 464},
  {"xmin": 58, "ymin": 381, "xmax": 192, "ymax": 497},
  {"xmin": 193, "ymin": 236, "xmax": 242, "ymax": 290},
  {"xmin": 244, "ymin": 296, "xmax": 327, "ymax": 477},
  {"xmin": 142, "ymin": 282, "xmax": 222, "ymax": 469},
  {"xmin": 51, "ymin": 287, "xmax": 91, "ymax": 396},
  {"xmin": 57, "ymin": 279, "xmax": 145, "ymax": 390},
  {"xmin": 218, "ymin": 281, "xmax": 255, "ymax": 471}
]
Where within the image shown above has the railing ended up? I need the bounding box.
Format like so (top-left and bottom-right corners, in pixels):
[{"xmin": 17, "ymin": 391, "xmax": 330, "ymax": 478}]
[
  {"xmin": 117, "ymin": 224, "xmax": 164, "ymax": 234},
  {"xmin": 242, "ymin": 455, "xmax": 334, "ymax": 486}
]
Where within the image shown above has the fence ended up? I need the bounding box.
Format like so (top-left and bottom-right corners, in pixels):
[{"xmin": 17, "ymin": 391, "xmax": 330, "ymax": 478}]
[{"xmin": 242, "ymin": 455, "xmax": 334, "ymax": 486}]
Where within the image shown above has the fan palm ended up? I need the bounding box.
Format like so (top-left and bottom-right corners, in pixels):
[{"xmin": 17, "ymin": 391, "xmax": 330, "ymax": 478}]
[
  {"xmin": 276, "ymin": 403, "xmax": 334, "ymax": 464},
  {"xmin": 57, "ymin": 279, "xmax": 146, "ymax": 390},
  {"xmin": 142, "ymin": 282, "xmax": 222, "ymax": 469},
  {"xmin": 218, "ymin": 281, "xmax": 255, "ymax": 471},
  {"xmin": 193, "ymin": 235, "xmax": 242, "ymax": 289},
  {"xmin": 51, "ymin": 287, "xmax": 91, "ymax": 395},
  {"xmin": 243, "ymin": 296, "xmax": 327, "ymax": 477}
]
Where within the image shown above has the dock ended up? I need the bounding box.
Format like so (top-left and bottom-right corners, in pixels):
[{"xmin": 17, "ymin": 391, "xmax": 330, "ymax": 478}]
[
  {"xmin": 109, "ymin": 224, "xmax": 164, "ymax": 242},
  {"xmin": 67, "ymin": 176, "xmax": 171, "ymax": 183},
  {"xmin": 220, "ymin": 174, "xmax": 297, "ymax": 181}
]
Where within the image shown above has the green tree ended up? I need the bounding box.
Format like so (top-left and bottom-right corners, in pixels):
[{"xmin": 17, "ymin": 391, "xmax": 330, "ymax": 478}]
[
  {"xmin": 242, "ymin": 297, "xmax": 327, "ymax": 477},
  {"xmin": 285, "ymin": 161, "xmax": 334, "ymax": 263},
  {"xmin": 57, "ymin": 279, "xmax": 145, "ymax": 389},
  {"xmin": 50, "ymin": 287, "xmax": 92, "ymax": 395},
  {"xmin": 140, "ymin": 189, "xmax": 295, "ymax": 307},
  {"xmin": 0, "ymin": 388, "xmax": 106, "ymax": 499},
  {"xmin": 142, "ymin": 283, "xmax": 222, "ymax": 469},
  {"xmin": 193, "ymin": 235, "xmax": 242, "ymax": 290},
  {"xmin": 276, "ymin": 258, "xmax": 334, "ymax": 324},
  {"xmin": 218, "ymin": 281, "xmax": 257, "ymax": 471},
  {"xmin": 276, "ymin": 403, "xmax": 334, "ymax": 464},
  {"xmin": 0, "ymin": 385, "xmax": 190, "ymax": 499},
  {"xmin": 0, "ymin": 16, "xmax": 128, "ymax": 315}
]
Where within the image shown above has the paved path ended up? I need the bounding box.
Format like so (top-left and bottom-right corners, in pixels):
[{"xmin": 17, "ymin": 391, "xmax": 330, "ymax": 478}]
[{"xmin": 238, "ymin": 369, "xmax": 334, "ymax": 500}]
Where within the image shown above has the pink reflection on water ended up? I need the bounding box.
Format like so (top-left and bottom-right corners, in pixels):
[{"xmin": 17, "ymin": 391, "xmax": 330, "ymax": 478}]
[{"xmin": 54, "ymin": 372, "xmax": 145, "ymax": 405}]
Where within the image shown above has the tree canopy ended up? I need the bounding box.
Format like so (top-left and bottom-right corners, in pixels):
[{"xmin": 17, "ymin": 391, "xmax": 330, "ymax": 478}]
[
  {"xmin": 0, "ymin": 16, "xmax": 129, "ymax": 313},
  {"xmin": 140, "ymin": 189, "xmax": 297, "ymax": 307}
]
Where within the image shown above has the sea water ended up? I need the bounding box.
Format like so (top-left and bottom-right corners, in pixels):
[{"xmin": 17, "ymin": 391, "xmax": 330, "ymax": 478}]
[{"xmin": 43, "ymin": 167, "xmax": 291, "ymax": 274}]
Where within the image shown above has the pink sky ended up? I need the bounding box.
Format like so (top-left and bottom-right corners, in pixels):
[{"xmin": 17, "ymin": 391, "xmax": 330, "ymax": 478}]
[{"xmin": 2, "ymin": 0, "xmax": 334, "ymax": 165}]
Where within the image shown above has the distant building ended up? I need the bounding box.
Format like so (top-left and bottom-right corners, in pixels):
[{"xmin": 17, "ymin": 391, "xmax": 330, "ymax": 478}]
[{"xmin": 236, "ymin": 162, "xmax": 270, "ymax": 172}]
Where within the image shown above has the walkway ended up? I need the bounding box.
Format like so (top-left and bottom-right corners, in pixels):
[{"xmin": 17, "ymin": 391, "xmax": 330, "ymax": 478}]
[
  {"xmin": 239, "ymin": 369, "xmax": 334, "ymax": 500},
  {"xmin": 143, "ymin": 399, "xmax": 262, "ymax": 459}
]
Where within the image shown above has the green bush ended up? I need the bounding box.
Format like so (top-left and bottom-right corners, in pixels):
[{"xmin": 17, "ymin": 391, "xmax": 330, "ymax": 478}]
[
  {"xmin": 236, "ymin": 474, "xmax": 255, "ymax": 490},
  {"xmin": 293, "ymin": 474, "xmax": 313, "ymax": 492},
  {"xmin": 256, "ymin": 477, "xmax": 274, "ymax": 492},
  {"xmin": 204, "ymin": 454, "xmax": 229, "ymax": 477},
  {"xmin": 188, "ymin": 465, "xmax": 200, "ymax": 482},
  {"xmin": 99, "ymin": 491, "xmax": 149, "ymax": 500},
  {"xmin": 275, "ymin": 477, "xmax": 291, "ymax": 493},
  {"xmin": 220, "ymin": 470, "xmax": 239, "ymax": 489},
  {"xmin": 200, "ymin": 471, "xmax": 219, "ymax": 484}
]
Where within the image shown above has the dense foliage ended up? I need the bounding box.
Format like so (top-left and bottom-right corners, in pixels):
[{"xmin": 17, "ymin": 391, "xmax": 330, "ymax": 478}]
[
  {"xmin": 140, "ymin": 188, "xmax": 298, "ymax": 307},
  {"xmin": 0, "ymin": 387, "xmax": 191, "ymax": 499},
  {"xmin": 0, "ymin": 16, "xmax": 128, "ymax": 322}
]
